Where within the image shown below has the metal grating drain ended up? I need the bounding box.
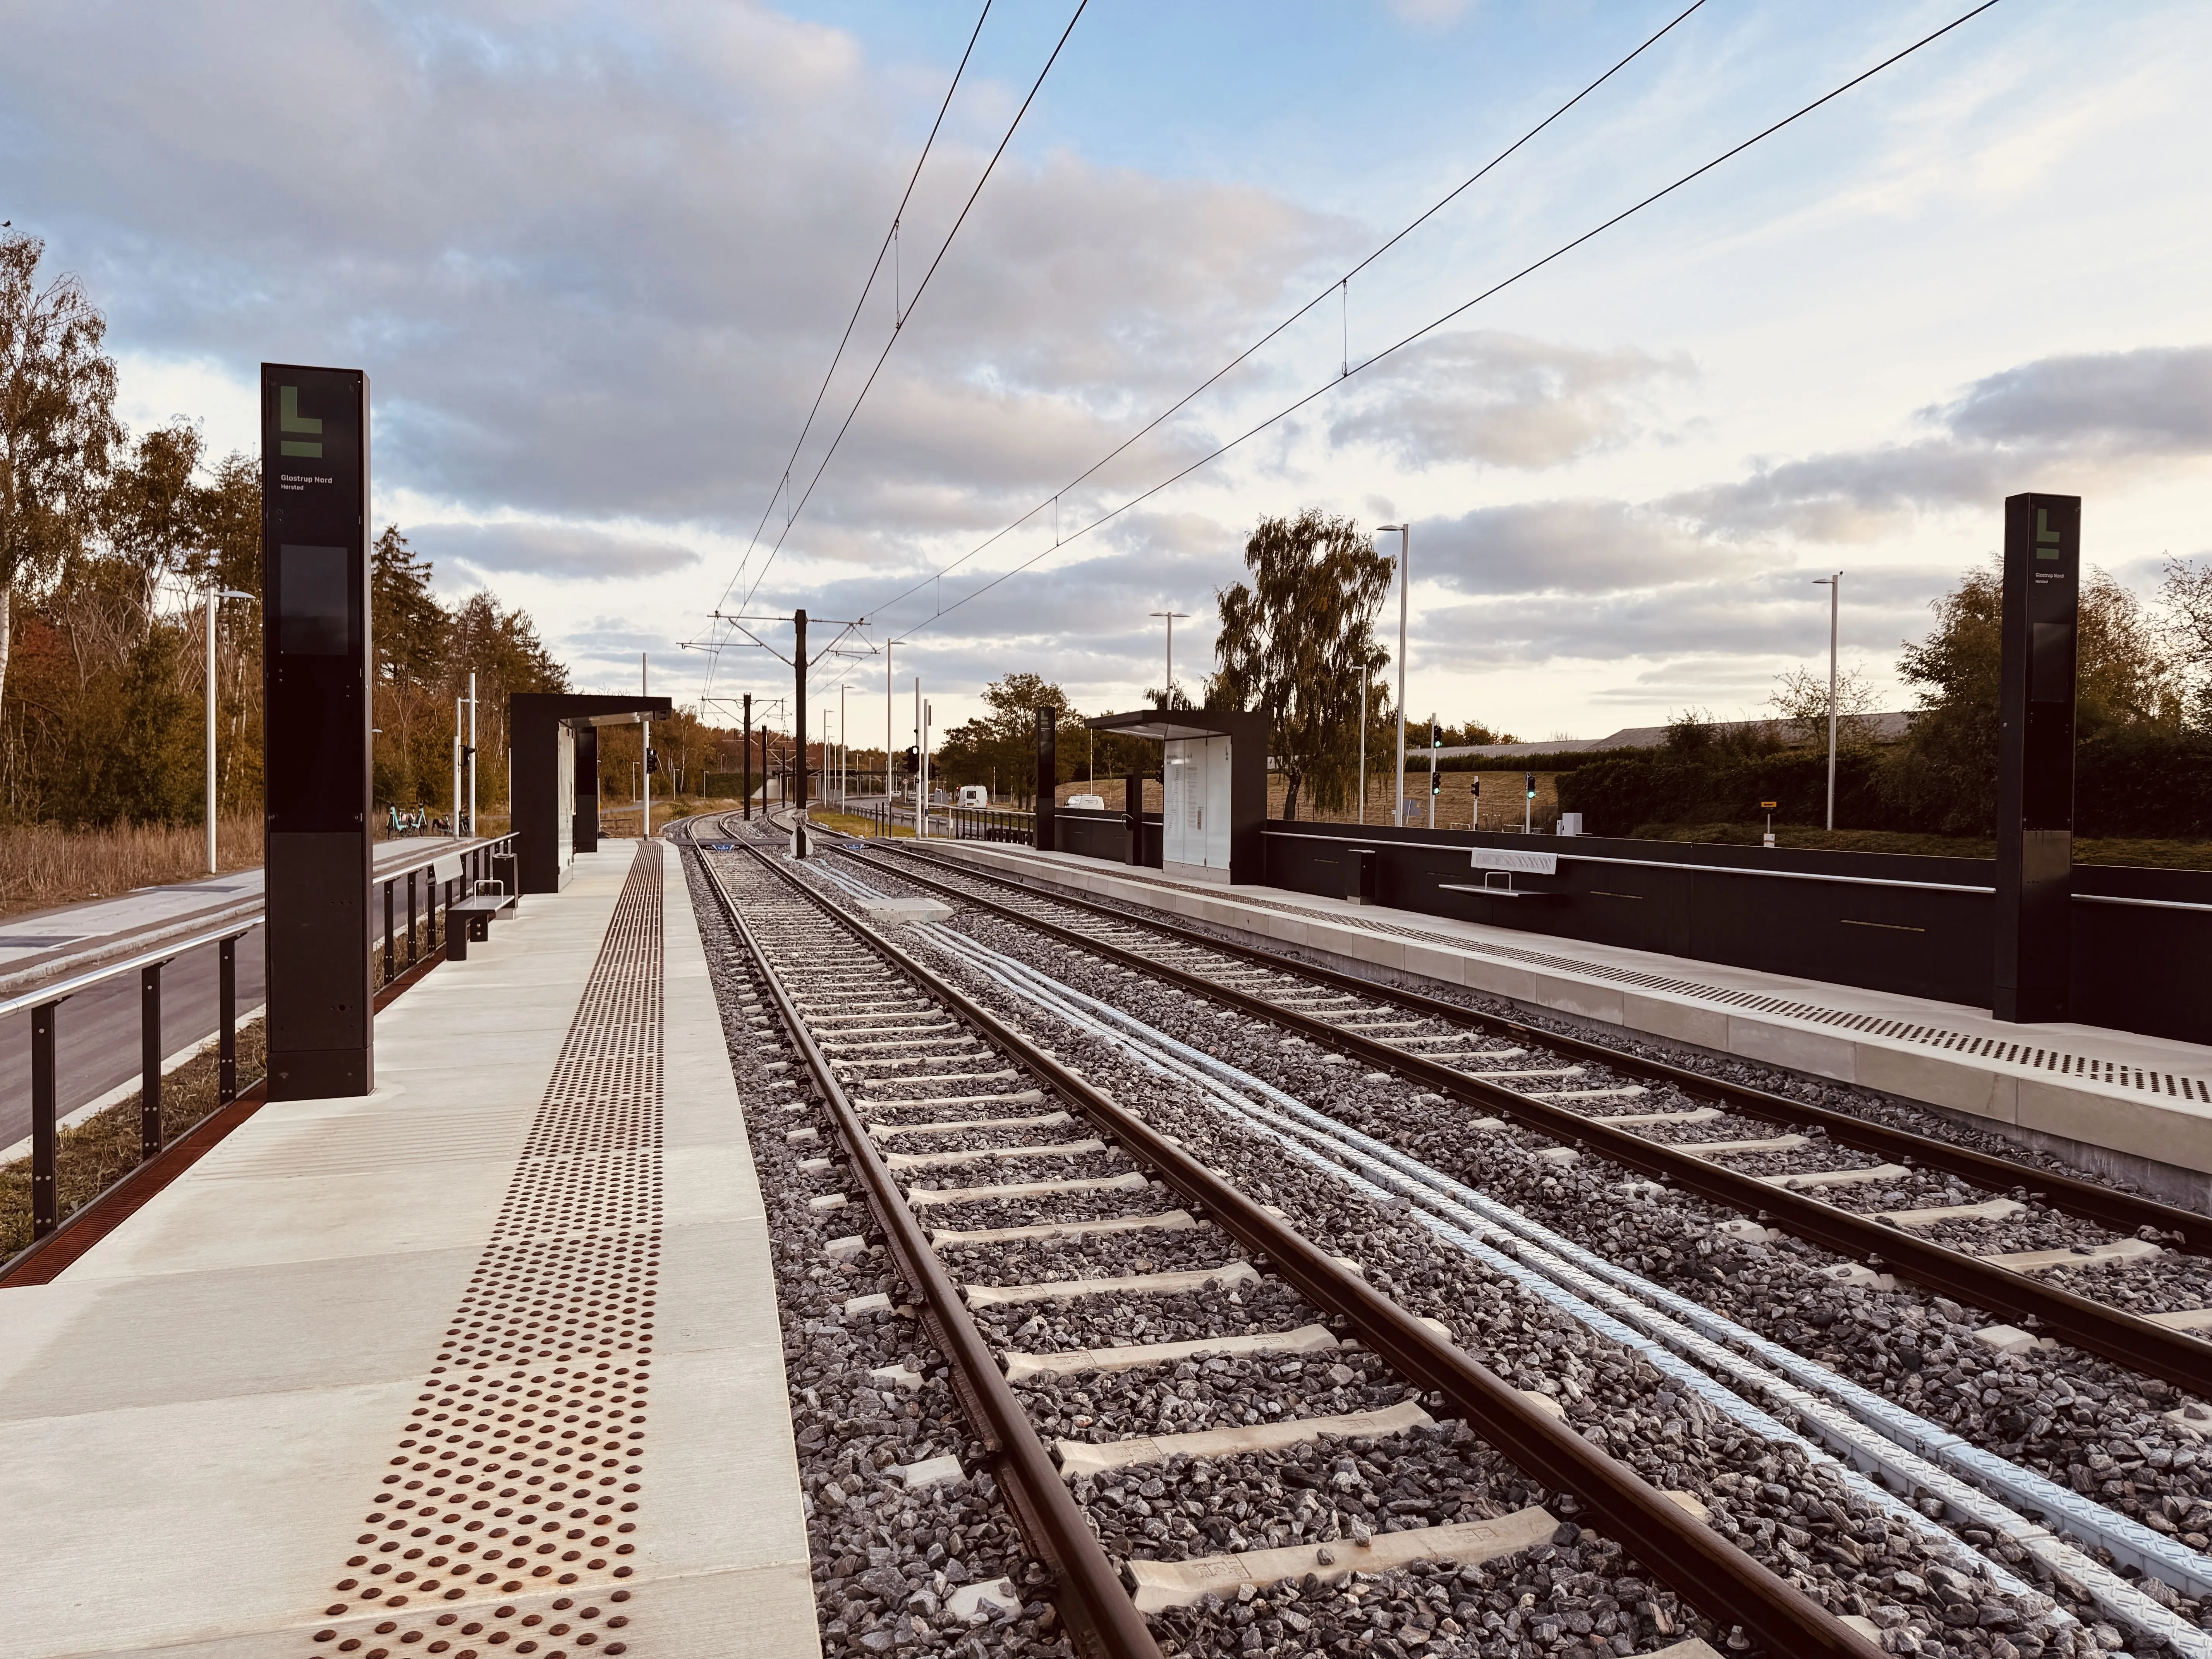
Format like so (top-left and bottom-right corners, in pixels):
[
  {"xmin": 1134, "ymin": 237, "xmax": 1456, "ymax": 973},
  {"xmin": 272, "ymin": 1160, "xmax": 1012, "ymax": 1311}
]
[
  {"xmin": 1058, "ymin": 865, "xmax": 2212, "ymax": 1102},
  {"xmin": 309, "ymin": 843, "xmax": 665, "ymax": 1658}
]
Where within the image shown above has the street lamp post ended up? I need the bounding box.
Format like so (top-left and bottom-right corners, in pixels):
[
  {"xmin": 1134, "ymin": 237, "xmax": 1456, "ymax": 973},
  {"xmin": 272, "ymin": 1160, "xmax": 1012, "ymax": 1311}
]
[
  {"xmin": 1375, "ymin": 524, "xmax": 1409, "ymax": 825},
  {"xmin": 1150, "ymin": 610, "xmax": 1189, "ymax": 709},
  {"xmin": 1812, "ymin": 573, "xmax": 1841, "ymax": 830},
  {"xmin": 203, "ymin": 586, "xmax": 255, "ymax": 872}
]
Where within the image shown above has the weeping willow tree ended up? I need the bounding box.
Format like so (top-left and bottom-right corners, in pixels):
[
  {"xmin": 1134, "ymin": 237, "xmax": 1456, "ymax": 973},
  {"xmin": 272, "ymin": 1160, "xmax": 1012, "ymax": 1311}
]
[{"xmin": 1209, "ymin": 510, "xmax": 1393, "ymax": 820}]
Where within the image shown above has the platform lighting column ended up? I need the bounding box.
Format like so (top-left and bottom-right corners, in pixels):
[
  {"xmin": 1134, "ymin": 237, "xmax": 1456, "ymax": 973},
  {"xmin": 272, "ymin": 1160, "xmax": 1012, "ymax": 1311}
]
[
  {"xmin": 1813, "ymin": 572, "xmax": 1841, "ymax": 830},
  {"xmin": 840, "ymin": 682, "xmax": 848, "ymax": 809},
  {"xmin": 1375, "ymin": 525, "xmax": 1409, "ymax": 825},
  {"xmin": 886, "ymin": 640, "xmax": 894, "ymax": 805},
  {"xmin": 1150, "ymin": 609, "xmax": 1189, "ymax": 709},
  {"xmin": 1357, "ymin": 674, "xmax": 1369, "ymax": 826},
  {"xmin": 641, "ymin": 652, "xmax": 652, "ymax": 840},
  {"xmin": 452, "ymin": 697, "xmax": 463, "ymax": 838},
  {"xmin": 742, "ymin": 692, "xmax": 752, "ymax": 820},
  {"xmin": 913, "ymin": 677, "xmax": 922, "ymax": 837},
  {"xmin": 203, "ymin": 586, "xmax": 254, "ymax": 872},
  {"xmin": 467, "ymin": 670, "xmax": 478, "ymax": 839}
]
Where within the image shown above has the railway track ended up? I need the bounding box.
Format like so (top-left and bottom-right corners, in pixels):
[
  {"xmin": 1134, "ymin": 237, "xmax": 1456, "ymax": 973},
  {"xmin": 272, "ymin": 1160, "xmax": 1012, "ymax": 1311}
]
[
  {"xmin": 835, "ymin": 836, "xmax": 2212, "ymax": 1402},
  {"xmin": 676, "ymin": 813, "xmax": 2206, "ymax": 1659},
  {"xmin": 727, "ymin": 817, "xmax": 2212, "ymax": 1657}
]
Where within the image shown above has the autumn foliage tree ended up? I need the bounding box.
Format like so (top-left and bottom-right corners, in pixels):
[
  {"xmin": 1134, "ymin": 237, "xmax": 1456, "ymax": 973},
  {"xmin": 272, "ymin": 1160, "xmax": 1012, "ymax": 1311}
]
[{"xmin": 1210, "ymin": 510, "xmax": 1393, "ymax": 820}]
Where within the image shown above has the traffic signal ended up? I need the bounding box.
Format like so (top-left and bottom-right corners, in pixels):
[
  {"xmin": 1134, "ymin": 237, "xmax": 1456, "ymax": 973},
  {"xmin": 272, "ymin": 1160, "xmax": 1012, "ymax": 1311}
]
[
  {"xmin": 1429, "ymin": 718, "xmax": 1441, "ymax": 749},
  {"xmin": 645, "ymin": 749, "xmax": 659, "ymax": 771},
  {"xmin": 902, "ymin": 746, "xmax": 920, "ymax": 776},
  {"xmin": 1525, "ymin": 771, "xmax": 1536, "ymax": 800}
]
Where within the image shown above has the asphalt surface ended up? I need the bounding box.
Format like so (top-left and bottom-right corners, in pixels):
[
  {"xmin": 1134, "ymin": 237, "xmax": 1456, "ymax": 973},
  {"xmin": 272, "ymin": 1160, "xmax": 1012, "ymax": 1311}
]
[{"xmin": 0, "ymin": 926, "xmax": 269, "ymax": 1152}]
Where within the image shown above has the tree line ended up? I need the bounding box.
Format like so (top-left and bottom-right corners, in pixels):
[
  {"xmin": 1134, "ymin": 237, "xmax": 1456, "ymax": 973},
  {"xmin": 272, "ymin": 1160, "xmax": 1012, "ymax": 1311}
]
[
  {"xmin": 0, "ymin": 230, "xmax": 573, "ymax": 831},
  {"xmin": 936, "ymin": 505, "xmax": 2211, "ymax": 841},
  {"xmin": 1561, "ymin": 557, "xmax": 2212, "ymax": 839}
]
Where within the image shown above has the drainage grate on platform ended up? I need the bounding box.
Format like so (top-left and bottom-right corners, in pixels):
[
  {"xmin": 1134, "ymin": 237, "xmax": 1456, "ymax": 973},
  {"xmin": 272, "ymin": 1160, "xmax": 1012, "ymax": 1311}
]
[
  {"xmin": 307, "ymin": 842, "xmax": 665, "ymax": 1658},
  {"xmin": 1017, "ymin": 857, "xmax": 2212, "ymax": 1104}
]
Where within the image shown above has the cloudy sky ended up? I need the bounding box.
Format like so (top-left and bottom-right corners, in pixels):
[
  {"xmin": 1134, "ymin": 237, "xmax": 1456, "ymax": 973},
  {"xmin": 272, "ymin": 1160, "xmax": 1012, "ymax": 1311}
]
[{"xmin": 6, "ymin": 0, "xmax": 2207, "ymax": 744}]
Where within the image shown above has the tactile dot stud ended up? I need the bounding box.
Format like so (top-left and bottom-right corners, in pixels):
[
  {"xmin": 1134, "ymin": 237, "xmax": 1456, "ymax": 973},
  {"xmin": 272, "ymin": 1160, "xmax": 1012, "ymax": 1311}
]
[{"xmin": 303, "ymin": 849, "xmax": 662, "ymax": 1652}]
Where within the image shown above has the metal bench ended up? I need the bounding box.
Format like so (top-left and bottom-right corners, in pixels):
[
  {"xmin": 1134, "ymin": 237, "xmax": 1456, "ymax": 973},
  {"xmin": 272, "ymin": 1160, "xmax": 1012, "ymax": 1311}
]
[
  {"xmin": 1437, "ymin": 847, "xmax": 1565, "ymax": 901},
  {"xmin": 440, "ymin": 853, "xmax": 518, "ymax": 959}
]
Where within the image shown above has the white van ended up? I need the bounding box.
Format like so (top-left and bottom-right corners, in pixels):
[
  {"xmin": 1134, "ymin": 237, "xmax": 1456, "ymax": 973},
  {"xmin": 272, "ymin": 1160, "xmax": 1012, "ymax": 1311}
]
[{"xmin": 956, "ymin": 785, "xmax": 989, "ymax": 808}]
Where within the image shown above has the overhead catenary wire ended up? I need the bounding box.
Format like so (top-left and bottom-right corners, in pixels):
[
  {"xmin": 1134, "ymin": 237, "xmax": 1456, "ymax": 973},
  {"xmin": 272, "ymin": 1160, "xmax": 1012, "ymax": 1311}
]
[
  {"xmin": 727, "ymin": 0, "xmax": 1092, "ymax": 623},
  {"xmin": 858, "ymin": 0, "xmax": 1713, "ymax": 633},
  {"xmin": 880, "ymin": 0, "xmax": 2006, "ymax": 647},
  {"xmin": 706, "ymin": 0, "xmax": 997, "ymax": 664}
]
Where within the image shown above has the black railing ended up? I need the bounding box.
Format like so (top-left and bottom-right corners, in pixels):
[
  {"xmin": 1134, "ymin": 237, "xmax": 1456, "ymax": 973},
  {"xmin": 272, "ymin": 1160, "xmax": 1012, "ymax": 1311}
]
[
  {"xmin": 4, "ymin": 832, "xmax": 519, "ymax": 1254},
  {"xmin": 858, "ymin": 801, "xmax": 1037, "ymax": 843}
]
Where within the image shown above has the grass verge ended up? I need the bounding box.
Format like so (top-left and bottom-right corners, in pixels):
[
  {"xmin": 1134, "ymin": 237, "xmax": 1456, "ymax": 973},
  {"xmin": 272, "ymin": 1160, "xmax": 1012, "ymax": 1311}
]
[{"xmin": 0, "ymin": 816, "xmax": 264, "ymax": 922}]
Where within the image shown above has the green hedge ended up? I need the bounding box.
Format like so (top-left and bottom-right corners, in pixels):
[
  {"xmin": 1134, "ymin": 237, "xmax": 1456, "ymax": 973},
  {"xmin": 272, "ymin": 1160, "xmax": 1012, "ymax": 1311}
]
[
  {"xmin": 1556, "ymin": 749, "xmax": 1884, "ymax": 834},
  {"xmin": 2075, "ymin": 728, "xmax": 2212, "ymax": 838},
  {"xmin": 1554, "ymin": 731, "xmax": 2212, "ymax": 838}
]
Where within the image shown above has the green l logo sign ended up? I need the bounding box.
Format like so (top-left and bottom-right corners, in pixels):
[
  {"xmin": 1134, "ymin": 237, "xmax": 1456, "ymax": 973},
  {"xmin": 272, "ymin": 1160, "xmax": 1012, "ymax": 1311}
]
[
  {"xmin": 2035, "ymin": 507, "xmax": 2062, "ymax": 560},
  {"xmin": 279, "ymin": 385, "xmax": 323, "ymax": 458}
]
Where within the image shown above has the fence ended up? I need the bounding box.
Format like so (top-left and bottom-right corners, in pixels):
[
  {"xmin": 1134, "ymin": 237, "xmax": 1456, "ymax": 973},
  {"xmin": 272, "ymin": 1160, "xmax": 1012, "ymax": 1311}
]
[
  {"xmin": 1055, "ymin": 805, "xmax": 1161, "ymax": 868},
  {"xmin": 1247, "ymin": 822, "xmax": 2212, "ymax": 1047},
  {"xmin": 857, "ymin": 802, "xmax": 1036, "ymax": 843},
  {"xmin": 3, "ymin": 833, "xmax": 519, "ymax": 1261}
]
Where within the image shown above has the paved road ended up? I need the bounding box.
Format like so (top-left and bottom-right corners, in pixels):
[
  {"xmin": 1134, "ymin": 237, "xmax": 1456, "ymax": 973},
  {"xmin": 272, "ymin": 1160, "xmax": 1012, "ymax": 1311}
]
[
  {"xmin": 0, "ymin": 837, "xmax": 471, "ymax": 1154},
  {"xmin": 0, "ymin": 926, "xmax": 268, "ymax": 1152}
]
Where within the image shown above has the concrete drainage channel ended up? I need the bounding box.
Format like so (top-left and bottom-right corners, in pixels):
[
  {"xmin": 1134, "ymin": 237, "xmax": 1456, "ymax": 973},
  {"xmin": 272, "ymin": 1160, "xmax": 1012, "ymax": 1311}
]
[
  {"xmin": 693, "ymin": 810, "xmax": 2212, "ymax": 1659},
  {"xmin": 778, "ymin": 826, "xmax": 2212, "ymax": 1659}
]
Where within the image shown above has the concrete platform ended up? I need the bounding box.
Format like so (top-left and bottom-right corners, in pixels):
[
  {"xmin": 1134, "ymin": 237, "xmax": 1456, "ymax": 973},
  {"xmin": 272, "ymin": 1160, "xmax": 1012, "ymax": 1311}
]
[
  {"xmin": 0, "ymin": 840, "xmax": 817, "ymax": 1657},
  {"xmin": 914, "ymin": 840, "xmax": 2212, "ymax": 1212}
]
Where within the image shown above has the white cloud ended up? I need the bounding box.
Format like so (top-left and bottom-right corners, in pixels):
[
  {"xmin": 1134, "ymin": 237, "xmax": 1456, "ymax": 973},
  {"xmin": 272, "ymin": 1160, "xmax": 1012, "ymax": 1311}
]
[
  {"xmin": 416, "ymin": 521, "xmax": 701, "ymax": 581},
  {"xmin": 1329, "ymin": 331, "xmax": 1692, "ymax": 470}
]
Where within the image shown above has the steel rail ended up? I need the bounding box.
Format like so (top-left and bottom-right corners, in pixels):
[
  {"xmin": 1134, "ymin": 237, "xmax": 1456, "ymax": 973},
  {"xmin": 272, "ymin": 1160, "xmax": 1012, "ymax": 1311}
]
[
  {"xmin": 739, "ymin": 833, "xmax": 1882, "ymax": 1659},
  {"xmin": 836, "ymin": 841, "xmax": 2212, "ymax": 1395},
  {"xmin": 860, "ymin": 840, "xmax": 2212, "ymax": 1257},
  {"xmin": 685, "ymin": 833, "xmax": 1164, "ymax": 1659}
]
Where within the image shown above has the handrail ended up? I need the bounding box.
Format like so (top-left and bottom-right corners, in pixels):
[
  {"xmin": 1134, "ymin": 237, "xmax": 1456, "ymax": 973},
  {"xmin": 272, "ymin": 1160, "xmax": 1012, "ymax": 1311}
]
[
  {"xmin": 1261, "ymin": 825, "xmax": 2212, "ymax": 910},
  {"xmin": 5, "ymin": 829, "xmax": 520, "ymax": 1249},
  {"xmin": 0, "ymin": 916, "xmax": 261, "ymax": 1024}
]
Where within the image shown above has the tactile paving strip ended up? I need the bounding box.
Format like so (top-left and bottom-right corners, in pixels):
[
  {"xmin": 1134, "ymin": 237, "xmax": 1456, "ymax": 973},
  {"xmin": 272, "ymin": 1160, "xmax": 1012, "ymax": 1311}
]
[{"xmin": 309, "ymin": 843, "xmax": 665, "ymax": 1659}]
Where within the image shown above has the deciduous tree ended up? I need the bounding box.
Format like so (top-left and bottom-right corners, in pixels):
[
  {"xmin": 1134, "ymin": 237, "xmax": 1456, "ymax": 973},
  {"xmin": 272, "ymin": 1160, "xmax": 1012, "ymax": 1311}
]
[
  {"xmin": 1209, "ymin": 510, "xmax": 1391, "ymax": 821},
  {"xmin": 0, "ymin": 231, "xmax": 121, "ymax": 705},
  {"xmin": 1879, "ymin": 560, "xmax": 2174, "ymax": 833}
]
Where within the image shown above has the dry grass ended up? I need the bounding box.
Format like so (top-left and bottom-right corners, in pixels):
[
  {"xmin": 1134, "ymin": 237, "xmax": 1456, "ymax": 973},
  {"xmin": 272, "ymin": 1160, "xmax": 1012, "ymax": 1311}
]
[
  {"xmin": 0, "ymin": 816, "xmax": 263, "ymax": 922},
  {"xmin": 593, "ymin": 796, "xmax": 745, "ymax": 836},
  {"xmin": 0, "ymin": 1018, "xmax": 268, "ymax": 1260},
  {"xmin": 809, "ymin": 808, "xmax": 914, "ymax": 839}
]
